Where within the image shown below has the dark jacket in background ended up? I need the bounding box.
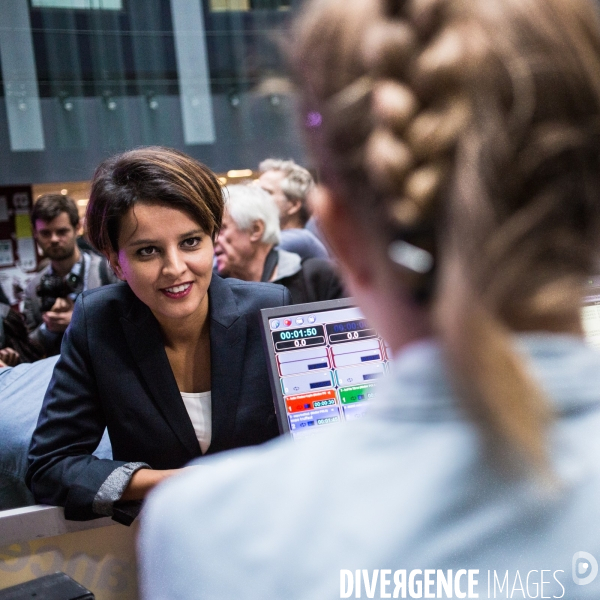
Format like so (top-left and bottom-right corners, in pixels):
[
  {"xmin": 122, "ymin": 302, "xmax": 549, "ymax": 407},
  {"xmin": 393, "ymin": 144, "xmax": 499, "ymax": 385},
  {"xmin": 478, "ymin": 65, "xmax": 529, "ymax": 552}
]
[
  {"xmin": 1, "ymin": 286, "xmax": 45, "ymax": 363},
  {"xmin": 273, "ymin": 248, "xmax": 346, "ymax": 305}
]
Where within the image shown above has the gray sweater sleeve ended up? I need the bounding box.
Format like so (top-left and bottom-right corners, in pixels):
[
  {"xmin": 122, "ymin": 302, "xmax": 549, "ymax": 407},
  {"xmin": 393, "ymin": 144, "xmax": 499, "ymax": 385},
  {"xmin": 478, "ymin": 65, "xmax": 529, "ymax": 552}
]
[{"xmin": 93, "ymin": 462, "xmax": 151, "ymax": 525}]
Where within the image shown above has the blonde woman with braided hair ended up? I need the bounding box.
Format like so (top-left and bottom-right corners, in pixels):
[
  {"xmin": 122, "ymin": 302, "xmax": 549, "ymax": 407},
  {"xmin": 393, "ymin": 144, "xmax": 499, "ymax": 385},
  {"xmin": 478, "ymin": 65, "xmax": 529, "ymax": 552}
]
[{"xmin": 139, "ymin": 0, "xmax": 600, "ymax": 597}]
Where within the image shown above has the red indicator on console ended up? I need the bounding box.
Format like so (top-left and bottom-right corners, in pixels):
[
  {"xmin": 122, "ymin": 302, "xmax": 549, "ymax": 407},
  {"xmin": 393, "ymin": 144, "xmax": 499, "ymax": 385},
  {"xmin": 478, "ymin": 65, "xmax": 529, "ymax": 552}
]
[{"xmin": 285, "ymin": 389, "xmax": 337, "ymax": 413}]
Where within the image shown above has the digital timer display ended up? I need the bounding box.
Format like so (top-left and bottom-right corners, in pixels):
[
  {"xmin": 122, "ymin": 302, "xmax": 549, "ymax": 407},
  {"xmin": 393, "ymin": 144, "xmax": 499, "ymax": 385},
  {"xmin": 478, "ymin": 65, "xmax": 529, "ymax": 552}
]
[
  {"xmin": 326, "ymin": 319, "xmax": 377, "ymax": 344},
  {"xmin": 329, "ymin": 319, "xmax": 368, "ymax": 333},
  {"xmin": 275, "ymin": 327, "xmax": 320, "ymax": 341},
  {"xmin": 272, "ymin": 325, "xmax": 326, "ymax": 352},
  {"xmin": 317, "ymin": 416, "xmax": 339, "ymax": 425}
]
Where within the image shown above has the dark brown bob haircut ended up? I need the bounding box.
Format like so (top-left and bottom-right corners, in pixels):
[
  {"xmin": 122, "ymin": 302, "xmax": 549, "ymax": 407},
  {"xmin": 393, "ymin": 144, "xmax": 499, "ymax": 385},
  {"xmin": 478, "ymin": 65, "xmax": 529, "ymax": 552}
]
[{"xmin": 86, "ymin": 146, "xmax": 223, "ymax": 255}]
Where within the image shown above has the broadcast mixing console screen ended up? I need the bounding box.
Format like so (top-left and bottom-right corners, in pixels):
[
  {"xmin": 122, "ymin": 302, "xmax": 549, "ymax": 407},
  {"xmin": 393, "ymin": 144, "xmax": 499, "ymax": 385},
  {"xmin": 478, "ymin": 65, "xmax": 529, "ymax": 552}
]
[
  {"xmin": 260, "ymin": 299, "xmax": 390, "ymax": 440},
  {"xmin": 261, "ymin": 283, "xmax": 600, "ymax": 440}
]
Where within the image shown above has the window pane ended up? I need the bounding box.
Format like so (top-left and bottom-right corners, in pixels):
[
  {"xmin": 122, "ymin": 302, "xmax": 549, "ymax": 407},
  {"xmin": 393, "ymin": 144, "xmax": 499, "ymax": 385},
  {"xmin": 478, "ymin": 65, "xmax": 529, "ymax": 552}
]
[{"xmin": 30, "ymin": 0, "xmax": 123, "ymax": 9}]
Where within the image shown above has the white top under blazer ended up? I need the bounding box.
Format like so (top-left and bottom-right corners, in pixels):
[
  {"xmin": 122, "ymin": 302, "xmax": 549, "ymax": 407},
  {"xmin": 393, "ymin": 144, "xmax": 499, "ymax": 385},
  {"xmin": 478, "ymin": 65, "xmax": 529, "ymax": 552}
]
[{"xmin": 180, "ymin": 391, "xmax": 212, "ymax": 454}]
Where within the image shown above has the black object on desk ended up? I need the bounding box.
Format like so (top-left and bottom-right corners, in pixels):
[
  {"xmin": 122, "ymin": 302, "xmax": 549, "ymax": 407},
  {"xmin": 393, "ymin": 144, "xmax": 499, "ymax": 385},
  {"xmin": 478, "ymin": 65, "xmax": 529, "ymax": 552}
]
[{"xmin": 0, "ymin": 572, "xmax": 94, "ymax": 600}]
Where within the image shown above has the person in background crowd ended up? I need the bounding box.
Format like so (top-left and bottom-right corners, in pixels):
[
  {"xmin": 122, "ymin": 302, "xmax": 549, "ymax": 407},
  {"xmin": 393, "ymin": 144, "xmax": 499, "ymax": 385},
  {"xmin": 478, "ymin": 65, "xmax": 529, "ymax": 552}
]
[
  {"xmin": 140, "ymin": 0, "xmax": 600, "ymax": 598},
  {"xmin": 0, "ymin": 283, "xmax": 9, "ymax": 307},
  {"xmin": 0, "ymin": 286, "xmax": 17, "ymax": 367},
  {"xmin": 215, "ymin": 184, "xmax": 345, "ymax": 304},
  {"xmin": 23, "ymin": 194, "xmax": 115, "ymax": 356},
  {"xmin": 0, "ymin": 286, "xmax": 44, "ymax": 367},
  {"xmin": 27, "ymin": 147, "xmax": 290, "ymax": 525},
  {"xmin": 258, "ymin": 158, "xmax": 329, "ymax": 260}
]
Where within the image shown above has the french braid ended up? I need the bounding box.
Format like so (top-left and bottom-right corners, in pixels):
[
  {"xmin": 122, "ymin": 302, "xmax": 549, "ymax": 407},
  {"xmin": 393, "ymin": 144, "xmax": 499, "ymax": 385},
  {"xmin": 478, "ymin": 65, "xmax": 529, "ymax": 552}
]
[{"xmin": 292, "ymin": 0, "xmax": 600, "ymax": 474}]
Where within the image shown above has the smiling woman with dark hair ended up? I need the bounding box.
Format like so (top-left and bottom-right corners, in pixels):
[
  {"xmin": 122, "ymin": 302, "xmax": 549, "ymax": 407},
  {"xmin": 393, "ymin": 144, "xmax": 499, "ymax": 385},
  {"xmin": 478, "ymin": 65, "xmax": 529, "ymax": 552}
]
[{"xmin": 27, "ymin": 146, "xmax": 290, "ymax": 524}]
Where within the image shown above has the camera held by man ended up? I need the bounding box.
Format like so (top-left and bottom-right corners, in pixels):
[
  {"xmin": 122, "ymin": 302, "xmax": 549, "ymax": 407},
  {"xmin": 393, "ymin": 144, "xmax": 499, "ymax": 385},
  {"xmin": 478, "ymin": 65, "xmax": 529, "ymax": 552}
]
[{"xmin": 36, "ymin": 272, "xmax": 81, "ymax": 313}]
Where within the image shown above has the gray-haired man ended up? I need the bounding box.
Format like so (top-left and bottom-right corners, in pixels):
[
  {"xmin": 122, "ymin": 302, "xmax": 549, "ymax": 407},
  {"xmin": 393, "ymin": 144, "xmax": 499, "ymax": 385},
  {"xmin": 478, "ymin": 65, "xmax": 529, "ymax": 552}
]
[
  {"xmin": 257, "ymin": 159, "xmax": 329, "ymax": 260},
  {"xmin": 215, "ymin": 185, "xmax": 344, "ymax": 305}
]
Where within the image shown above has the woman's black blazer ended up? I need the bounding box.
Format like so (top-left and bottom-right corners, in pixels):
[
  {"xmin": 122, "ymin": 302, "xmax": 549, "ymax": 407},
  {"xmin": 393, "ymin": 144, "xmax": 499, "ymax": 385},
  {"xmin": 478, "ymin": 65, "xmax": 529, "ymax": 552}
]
[{"xmin": 26, "ymin": 275, "xmax": 291, "ymax": 521}]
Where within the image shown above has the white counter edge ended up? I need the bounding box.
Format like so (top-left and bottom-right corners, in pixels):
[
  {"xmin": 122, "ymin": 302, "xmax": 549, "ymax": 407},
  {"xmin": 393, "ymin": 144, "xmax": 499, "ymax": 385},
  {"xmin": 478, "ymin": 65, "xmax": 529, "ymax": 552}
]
[{"xmin": 0, "ymin": 505, "xmax": 115, "ymax": 547}]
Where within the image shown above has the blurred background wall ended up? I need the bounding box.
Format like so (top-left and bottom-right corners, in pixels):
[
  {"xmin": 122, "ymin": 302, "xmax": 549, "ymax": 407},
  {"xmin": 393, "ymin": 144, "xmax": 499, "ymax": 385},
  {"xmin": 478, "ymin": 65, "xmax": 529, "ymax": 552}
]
[{"xmin": 0, "ymin": 0, "xmax": 307, "ymax": 186}]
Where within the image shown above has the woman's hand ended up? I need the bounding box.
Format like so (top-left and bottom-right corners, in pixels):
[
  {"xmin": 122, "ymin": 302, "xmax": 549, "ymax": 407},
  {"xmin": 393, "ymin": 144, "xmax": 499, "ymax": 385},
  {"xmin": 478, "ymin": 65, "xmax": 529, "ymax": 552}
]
[{"xmin": 120, "ymin": 468, "xmax": 182, "ymax": 501}]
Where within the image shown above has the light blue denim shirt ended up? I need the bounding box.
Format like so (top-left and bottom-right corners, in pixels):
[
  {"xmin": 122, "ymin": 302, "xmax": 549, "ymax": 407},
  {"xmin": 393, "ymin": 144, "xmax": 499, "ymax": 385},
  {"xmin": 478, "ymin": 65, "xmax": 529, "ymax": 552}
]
[
  {"xmin": 0, "ymin": 357, "xmax": 112, "ymax": 510},
  {"xmin": 139, "ymin": 335, "xmax": 600, "ymax": 600}
]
